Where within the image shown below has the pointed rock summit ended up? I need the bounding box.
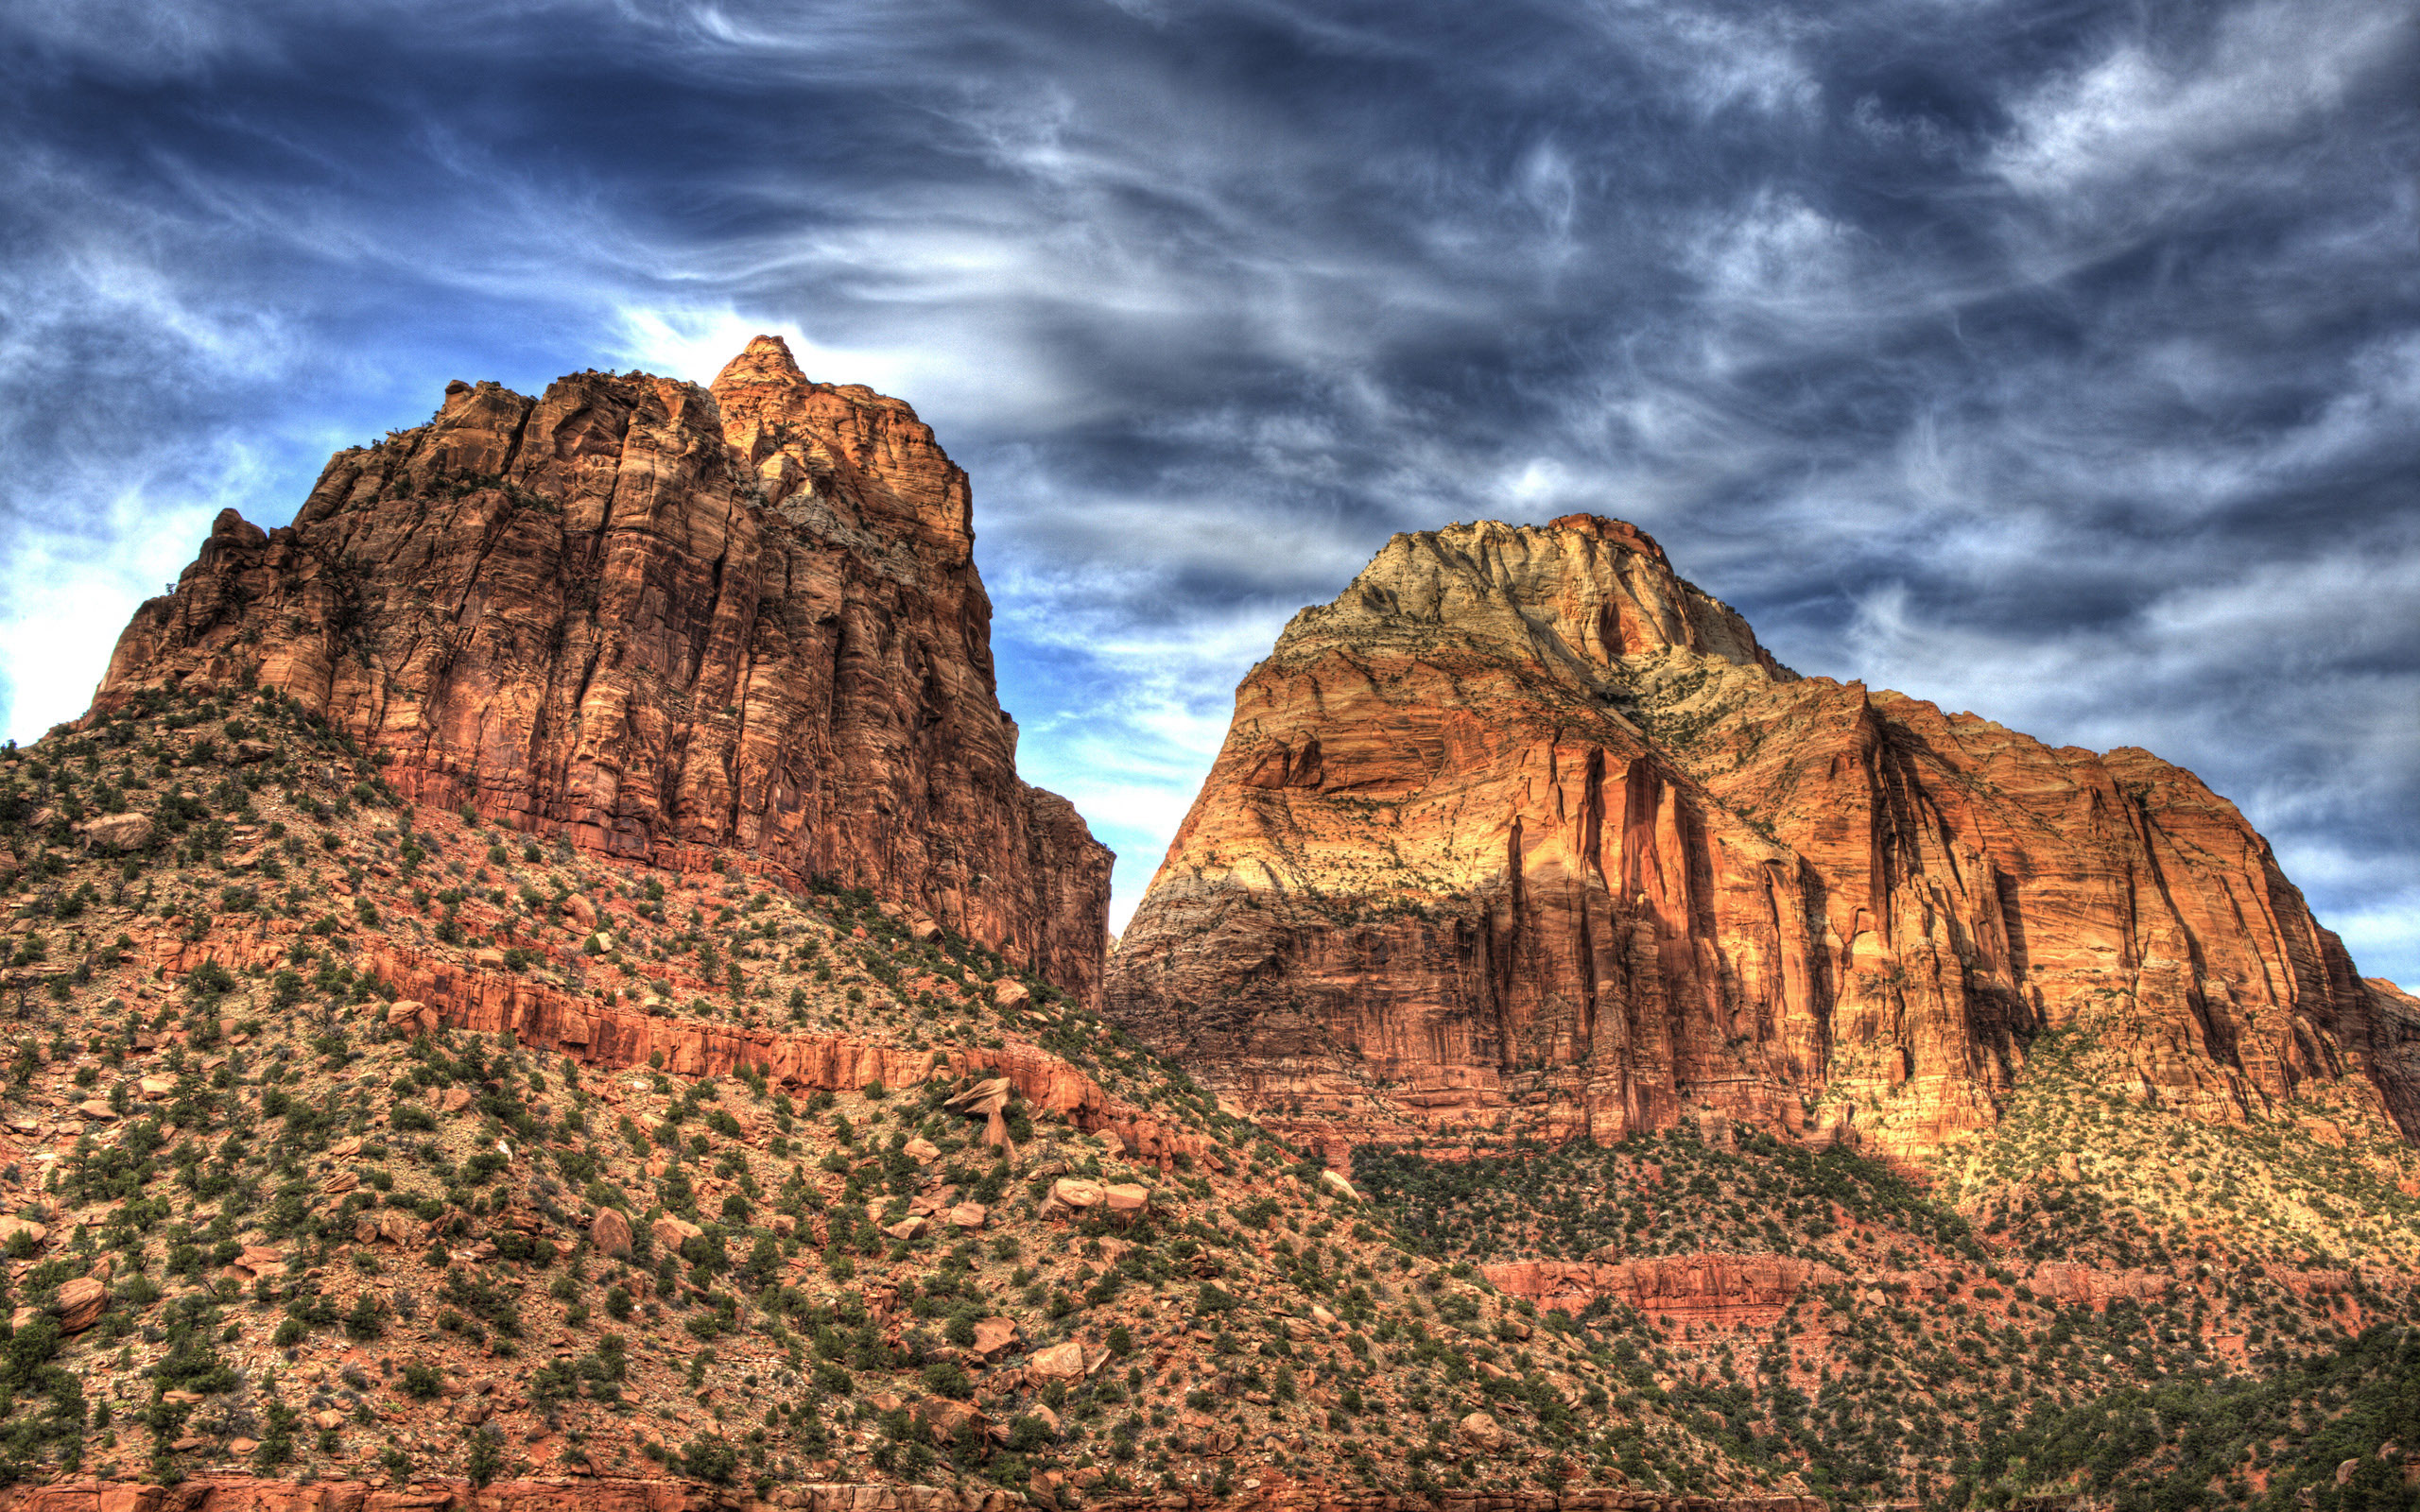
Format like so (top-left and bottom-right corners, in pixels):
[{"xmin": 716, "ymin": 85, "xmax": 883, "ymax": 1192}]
[
  {"xmin": 1106, "ymin": 515, "xmax": 2419, "ymax": 1158},
  {"xmin": 96, "ymin": 343, "xmax": 1112, "ymax": 1000}
]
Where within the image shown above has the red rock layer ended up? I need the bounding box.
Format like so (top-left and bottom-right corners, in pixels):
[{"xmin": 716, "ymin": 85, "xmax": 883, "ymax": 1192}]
[
  {"xmin": 92, "ymin": 339, "xmax": 1110, "ymax": 1001},
  {"xmin": 130, "ymin": 917, "xmax": 1207, "ymax": 1173},
  {"xmin": 1482, "ymin": 1256, "xmax": 1842, "ymax": 1328},
  {"xmin": 1106, "ymin": 516, "xmax": 2419, "ymax": 1158}
]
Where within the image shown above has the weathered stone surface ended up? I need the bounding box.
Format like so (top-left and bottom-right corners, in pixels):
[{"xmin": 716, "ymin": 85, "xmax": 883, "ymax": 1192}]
[
  {"xmin": 589, "ymin": 1207, "xmax": 632, "ymax": 1259},
  {"xmin": 1108, "ymin": 515, "xmax": 2420, "ymax": 1157},
  {"xmin": 1049, "ymin": 1177, "xmax": 1102, "ymax": 1211},
  {"xmin": 971, "ymin": 1316, "xmax": 1020, "ymax": 1358},
  {"xmin": 77, "ymin": 813, "xmax": 153, "ymax": 852},
  {"xmin": 1458, "ymin": 1411, "xmax": 1507, "ymax": 1452},
  {"xmin": 1027, "ymin": 1341, "xmax": 1087, "ymax": 1383},
  {"xmin": 52, "ymin": 1278, "xmax": 105, "ymax": 1333},
  {"xmin": 95, "ymin": 337, "xmax": 1111, "ymax": 1003},
  {"xmin": 648, "ymin": 1215, "xmax": 702, "ymax": 1253},
  {"xmin": 353, "ymin": 1210, "xmax": 415, "ymax": 1247}
]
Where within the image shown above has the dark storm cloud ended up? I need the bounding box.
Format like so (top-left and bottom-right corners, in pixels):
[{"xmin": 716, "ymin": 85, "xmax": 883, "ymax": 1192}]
[{"xmin": 4, "ymin": 0, "xmax": 2414, "ymax": 977}]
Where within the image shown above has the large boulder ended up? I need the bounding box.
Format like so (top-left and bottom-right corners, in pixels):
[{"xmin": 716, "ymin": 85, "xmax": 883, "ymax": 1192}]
[
  {"xmin": 54, "ymin": 1278, "xmax": 106, "ymax": 1333},
  {"xmin": 1028, "ymin": 1341, "xmax": 1088, "ymax": 1384},
  {"xmin": 591, "ymin": 1207, "xmax": 633, "ymax": 1259},
  {"xmin": 1050, "ymin": 1178, "xmax": 1103, "ymax": 1211},
  {"xmin": 650, "ymin": 1214, "xmax": 703, "ymax": 1253},
  {"xmin": 1457, "ymin": 1411, "xmax": 1506, "ymax": 1452},
  {"xmin": 78, "ymin": 813, "xmax": 154, "ymax": 852}
]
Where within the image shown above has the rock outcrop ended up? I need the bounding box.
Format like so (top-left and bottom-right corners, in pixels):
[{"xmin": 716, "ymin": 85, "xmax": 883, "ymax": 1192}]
[
  {"xmin": 1107, "ymin": 516, "xmax": 2420, "ymax": 1158},
  {"xmin": 1483, "ymin": 1256, "xmax": 1842, "ymax": 1327},
  {"xmin": 93, "ymin": 337, "xmax": 1111, "ymax": 1001}
]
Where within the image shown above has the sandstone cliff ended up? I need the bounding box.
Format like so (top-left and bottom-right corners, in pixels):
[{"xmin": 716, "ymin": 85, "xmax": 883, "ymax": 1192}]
[
  {"xmin": 94, "ymin": 337, "xmax": 1111, "ymax": 1000},
  {"xmin": 1106, "ymin": 515, "xmax": 2419, "ymax": 1158}
]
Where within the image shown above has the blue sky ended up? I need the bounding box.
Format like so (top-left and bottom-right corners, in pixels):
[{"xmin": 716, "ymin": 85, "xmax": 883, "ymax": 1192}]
[{"xmin": 3, "ymin": 0, "xmax": 2414, "ymax": 984}]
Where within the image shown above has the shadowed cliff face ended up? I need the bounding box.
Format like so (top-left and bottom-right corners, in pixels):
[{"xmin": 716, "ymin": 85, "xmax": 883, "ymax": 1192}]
[
  {"xmin": 1106, "ymin": 516, "xmax": 2420, "ymax": 1160},
  {"xmin": 94, "ymin": 336, "xmax": 1113, "ymax": 1002}
]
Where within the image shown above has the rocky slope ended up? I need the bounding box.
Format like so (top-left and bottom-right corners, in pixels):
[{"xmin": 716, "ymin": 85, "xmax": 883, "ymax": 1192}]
[
  {"xmin": 1350, "ymin": 1109, "xmax": 2420, "ymax": 1505},
  {"xmin": 1105, "ymin": 515, "xmax": 2420, "ymax": 1161},
  {"xmin": 94, "ymin": 339, "xmax": 1110, "ymax": 1004},
  {"xmin": 0, "ymin": 687, "xmax": 1790, "ymax": 1507}
]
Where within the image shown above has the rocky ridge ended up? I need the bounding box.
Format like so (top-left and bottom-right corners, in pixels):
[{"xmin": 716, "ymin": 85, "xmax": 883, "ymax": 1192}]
[
  {"xmin": 95, "ymin": 339, "xmax": 1110, "ymax": 1004},
  {"xmin": 1105, "ymin": 515, "xmax": 2420, "ymax": 1162}
]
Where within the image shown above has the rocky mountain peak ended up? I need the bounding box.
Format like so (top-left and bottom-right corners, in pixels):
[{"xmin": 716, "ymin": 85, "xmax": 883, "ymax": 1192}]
[
  {"xmin": 1277, "ymin": 514, "xmax": 1789, "ymax": 693},
  {"xmin": 1110, "ymin": 513, "xmax": 2418, "ymax": 1162},
  {"xmin": 94, "ymin": 344, "xmax": 1110, "ymax": 1000},
  {"xmin": 713, "ymin": 330, "xmax": 808, "ymax": 386}
]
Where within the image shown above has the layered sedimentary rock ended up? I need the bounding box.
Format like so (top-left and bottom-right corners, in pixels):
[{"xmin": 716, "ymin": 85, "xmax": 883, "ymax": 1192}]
[
  {"xmin": 95, "ymin": 337, "xmax": 1111, "ymax": 999},
  {"xmin": 1483, "ymin": 1256, "xmax": 1843, "ymax": 1328},
  {"xmin": 1107, "ymin": 516, "xmax": 2419, "ymax": 1158}
]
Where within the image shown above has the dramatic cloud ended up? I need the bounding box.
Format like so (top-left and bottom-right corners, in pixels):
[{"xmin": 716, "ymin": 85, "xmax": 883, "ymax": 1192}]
[{"xmin": 4, "ymin": 0, "xmax": 2413, "ymax": 979}]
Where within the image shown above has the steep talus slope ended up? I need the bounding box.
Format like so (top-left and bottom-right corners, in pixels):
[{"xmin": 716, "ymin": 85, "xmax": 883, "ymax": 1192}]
[
  {"xmin": 95, "ymin": 338, "xmax": 1110, "ymax": 1003},
  {"xmin": 1106, "ymin": 515, "xmax": 2418, "ymax": 1160}
]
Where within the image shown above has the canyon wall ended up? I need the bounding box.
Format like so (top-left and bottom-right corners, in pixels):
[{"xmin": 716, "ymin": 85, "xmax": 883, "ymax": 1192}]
[
  {"xmin": 1106, "ymin": 516, "xmax": 2420, "ymax": 1159},
  {"xmin": 93, "ymin": 337, "xmax": 1111, "ymax": 1001}
]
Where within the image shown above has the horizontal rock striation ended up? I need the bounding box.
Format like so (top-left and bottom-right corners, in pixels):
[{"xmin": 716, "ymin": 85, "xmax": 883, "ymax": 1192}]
[
  {"xmin": 1106, "ymin": 515, "xmax": 2419, "ymax": 1159},
  {"xmin": 1483, "ymin": 1256, "xmax": 1842, "ymax": 1328},
  {"xmin": 93, "ymin": 338, "xmax": 1110, "ymax": 1001}
]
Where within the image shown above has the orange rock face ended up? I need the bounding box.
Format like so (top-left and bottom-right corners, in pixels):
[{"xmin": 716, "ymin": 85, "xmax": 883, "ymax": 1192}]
[
  {"xmin": 93, "ymin": 337, "xmax": 1111, "ymax": 1001},
  {"xmin": 1107, "ymin": 516, "xmax": 2419, "ymax": 1159}
]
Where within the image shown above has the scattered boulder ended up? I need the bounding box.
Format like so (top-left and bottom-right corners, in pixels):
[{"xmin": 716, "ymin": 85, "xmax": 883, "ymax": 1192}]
[
  {"xmin": 54, "ymin": 1277, "xmax": 106, "ymax": 1333},
  {"xmin": 904, "ymin": 1136, "xmax": 942, "ymax": 1161},
  {"xmin": 1101, "ymin": 1183, "xmax": 1150, "ymax": 1222},
  {"xmin": 354, "ymin": 1210, "xmax": 416, "ymax": 1246},
  {"xmin": 0, "ymin": 1217, "xmax": 46, "ymax": 1249},
  {"xmin": 1050, "ymin": 1177, "xmax": 1103, "ymax": 1211},
  {"xmin": 947, "ymin": 1202, "xmax": 988, "ymax": 1229},
  {"xmin": 1319, "ymin": 1169, "xmax": 1361, "ymax": 1202},
  {"xmin": 1458, "ymin": 1411, "xmax": 1506, "ymax": 1452},
  {"xmin": 78, "ymin": 813, "xmax": 154, "ymax": 852},
  {"xmin": 883, "ymin": 1216, "xmax": 929, "ymax": 1242},
  {"xmin": 972, "ymin": 1317, "xmax": 1020, "ymax": 1359},
  {"xmin": 1028, "ymin": 1341, "xmax": 1087, "ymax": 1383},
  {"xmin": 591, "ymin": 1207, "xmax": 633, "ymax": 1259},
  {"xmin": 914, "ymin": 1396, "xmax": 983, "ymax": 1445},
  {"xmin": 992, "ymin": 981, "xmax": 1030, "ymax": 1012},
  {"xmin": 650, "ymin": 1214, "xmax": 703, "ymax": 1252}
]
